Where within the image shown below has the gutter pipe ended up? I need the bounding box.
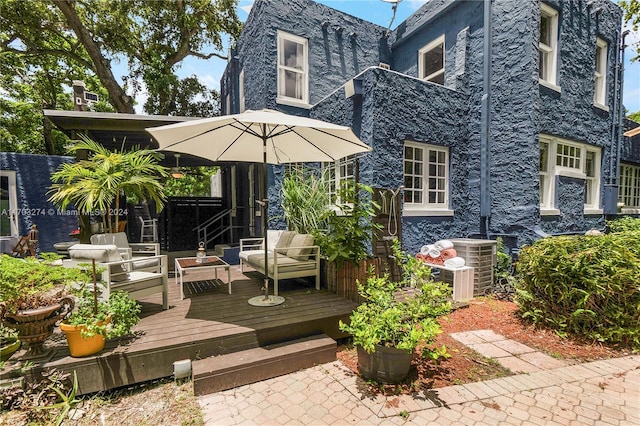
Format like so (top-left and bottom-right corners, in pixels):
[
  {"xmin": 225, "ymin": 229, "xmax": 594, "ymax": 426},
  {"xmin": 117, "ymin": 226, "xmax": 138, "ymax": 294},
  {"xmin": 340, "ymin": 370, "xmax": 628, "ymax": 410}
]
[
  {"xmin": 480, "ymin": 0, "xmax": 492, "ymax": 238},
  {"xmin": 615, "ymin": 30, "xmax": 628, "ymax": 191}
]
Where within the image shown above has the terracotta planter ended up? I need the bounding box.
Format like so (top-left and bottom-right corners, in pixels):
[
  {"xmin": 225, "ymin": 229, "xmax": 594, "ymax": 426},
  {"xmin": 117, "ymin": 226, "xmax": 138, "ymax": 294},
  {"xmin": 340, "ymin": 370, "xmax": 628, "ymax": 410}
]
[
  {"xmin": 357, "ymin": 344, "xmax": 413, "ymax": 384},
  {"xmin": 2, "ymin": 297, "xmax": 74, "ymax": 359},
  {"xmin": 60, "ymin": 317, "xmax": 110, "ymax": 358},
  {"xmin": 1, "ymin": 338, "xmax": 21, "ymax": 362}
]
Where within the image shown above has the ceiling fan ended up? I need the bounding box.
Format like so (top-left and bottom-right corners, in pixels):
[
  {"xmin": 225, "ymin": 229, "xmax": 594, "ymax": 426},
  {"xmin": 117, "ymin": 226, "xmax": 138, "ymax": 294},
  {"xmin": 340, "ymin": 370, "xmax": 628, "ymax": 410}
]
[{"xmin": 171, "ymin": 153, "xmax": 184, "ymax": 179}]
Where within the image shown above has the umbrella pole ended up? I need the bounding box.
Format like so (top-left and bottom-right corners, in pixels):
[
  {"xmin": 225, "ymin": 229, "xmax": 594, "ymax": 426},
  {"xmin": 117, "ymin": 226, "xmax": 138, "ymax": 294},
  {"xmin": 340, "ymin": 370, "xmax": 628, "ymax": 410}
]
[
  {"xmin": 248, "ymin": 132, "xmax": 284, "ymax": 307},
  {"xmin": 262, "ymin": 135, "xmax": 270, "ymax": 300}
]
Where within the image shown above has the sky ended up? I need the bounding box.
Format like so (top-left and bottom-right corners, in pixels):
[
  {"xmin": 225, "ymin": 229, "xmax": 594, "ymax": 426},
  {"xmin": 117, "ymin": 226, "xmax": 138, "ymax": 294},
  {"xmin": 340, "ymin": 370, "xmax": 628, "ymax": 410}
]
[{"xmin": 129, "ymin": 0, "xmax": 640, "ymax": 115}]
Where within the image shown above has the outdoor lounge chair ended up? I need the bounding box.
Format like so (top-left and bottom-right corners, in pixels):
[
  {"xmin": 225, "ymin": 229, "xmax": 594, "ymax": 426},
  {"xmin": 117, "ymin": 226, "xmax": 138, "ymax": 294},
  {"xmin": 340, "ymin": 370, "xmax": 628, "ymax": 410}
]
[
  {"xmin": 239, "ymin": 230, "xmax": 320, "ymax": 296},
  {"xmin": 90, "ymin": 232, "xmax": 160, "ymax": 272},
  {"xmin": 65, "ymin": 243, "xmax": 169, "ymax": 310}
]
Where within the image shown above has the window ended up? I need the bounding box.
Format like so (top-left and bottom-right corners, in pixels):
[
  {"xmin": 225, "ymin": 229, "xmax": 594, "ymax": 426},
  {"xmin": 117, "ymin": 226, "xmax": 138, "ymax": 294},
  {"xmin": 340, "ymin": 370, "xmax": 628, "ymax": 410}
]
[
  {"xmin": 239, "ymin": 69, "xmax": 245, "ymax": 113},
  {"xmin": 277, "ymin": 31, "xmax": 308, "ymax": 105},
  {"xmin": 404, "ymin": 142, "xmax": 450, "ymax": 214},
  {"xmin": 539, "ymin": 142, "xmax": 552, "ymax": 209},
  {"xmin": 539, "ymin": 135, "xmax": 601, "ymax": 212},
  {"xmin": 539, "ymin": 3, "xmax": 559, "ymax": 88},
  {"xmin": 620, "ymin": 164, "xmax": 640, "ymax": 210},
  {"xmin": 324, "ymin": 156, "xmax": 355, "ymax": 204},
  {"xmin": 0, "ymin": 171, "xmax": 19, "ymax": 238},
  {"xmin": 594, "ymin": 38, "xmax": 608, "ymax": 108},
  {"xmin": 418, "ymin": 35, "xmax": 445, "ymax": 85}
]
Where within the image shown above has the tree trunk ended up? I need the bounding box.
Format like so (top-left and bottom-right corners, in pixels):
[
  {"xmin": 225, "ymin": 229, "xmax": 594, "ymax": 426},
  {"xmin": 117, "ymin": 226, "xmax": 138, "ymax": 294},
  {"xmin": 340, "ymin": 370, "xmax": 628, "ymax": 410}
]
[{"xmin": 53, "ymin": 0, "xmax": 134, "ymax": 114}]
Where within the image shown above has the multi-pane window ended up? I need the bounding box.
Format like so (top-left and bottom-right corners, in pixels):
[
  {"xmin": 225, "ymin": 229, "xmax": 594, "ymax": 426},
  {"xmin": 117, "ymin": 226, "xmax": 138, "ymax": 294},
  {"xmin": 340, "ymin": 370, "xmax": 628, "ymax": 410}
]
[
  {"xmin": 584, "ymin": 151, "xmax": 598, "ymax": 207},
  {"xmin": 556, "ymin": 143, "xmax": 582, "ymax": 170},
  {"xmin": 239, "ymin": 69, "xmax": 245, "ymax": 113},
  {"xmin": 539, "ymin": 4, "xmax": 559, "ymax": 86},
  {"xmin": 324, "ymin": 156, "xmax": 355, "ymax": 204},
  {"xmin": 404, "ymin": 142, "xmax": 449, "ymax": 209},
  {"xmin": 594, "ymin": 38, "xmax": 608, "ymax": 107},
  {"xmin": 418, "ymin": 35, "xmax": 445, "ymax": 85},
  {"xmin": 277, "ymin": 31, "xmax": 308, "ymax": 104},
  {"xmin": 539, "ymin": 135, "xmax": 601, "ymax": 211},
  {"xmin": 539, "ymin": 142, "xmax": 551, "ymax": 208},
  {"xmin": 620, "ymin": 164, "xmax": 640, "ymax": 208}
]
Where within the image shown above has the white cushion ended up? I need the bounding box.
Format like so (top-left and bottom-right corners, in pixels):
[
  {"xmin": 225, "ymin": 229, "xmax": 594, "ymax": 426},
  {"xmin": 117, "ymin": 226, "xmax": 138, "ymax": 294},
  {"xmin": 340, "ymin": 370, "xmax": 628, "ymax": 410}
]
[
  {"xmin": 265, "ymin": 230, "xmax": 284, "ymax": 251},
  {"xmin": 286, "ymin": 234, "xmax": 315, "ymax": 261}
]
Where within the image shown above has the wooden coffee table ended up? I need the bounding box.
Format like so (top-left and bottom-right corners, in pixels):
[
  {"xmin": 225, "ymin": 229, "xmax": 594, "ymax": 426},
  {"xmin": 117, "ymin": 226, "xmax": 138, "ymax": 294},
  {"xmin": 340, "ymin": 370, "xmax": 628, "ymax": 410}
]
[{"xmin": 175, "ymin": 256, "xmax": 231, "ymax": 299}]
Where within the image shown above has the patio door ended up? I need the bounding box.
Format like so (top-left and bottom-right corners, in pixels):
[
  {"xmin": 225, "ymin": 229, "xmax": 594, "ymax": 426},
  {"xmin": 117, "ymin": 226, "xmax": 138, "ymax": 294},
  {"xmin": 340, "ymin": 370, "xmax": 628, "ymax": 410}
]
[{"xmin": 1, "ymin": 170, "xmax": 19, "ymax": 238}]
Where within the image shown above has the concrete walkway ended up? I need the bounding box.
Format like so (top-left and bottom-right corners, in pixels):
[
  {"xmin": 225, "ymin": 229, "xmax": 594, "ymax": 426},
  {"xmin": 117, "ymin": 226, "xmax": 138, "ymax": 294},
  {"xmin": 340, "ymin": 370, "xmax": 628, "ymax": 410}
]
[{"xmin": 197, "ymin": 331, "xmax": 640, "ymax": 425}]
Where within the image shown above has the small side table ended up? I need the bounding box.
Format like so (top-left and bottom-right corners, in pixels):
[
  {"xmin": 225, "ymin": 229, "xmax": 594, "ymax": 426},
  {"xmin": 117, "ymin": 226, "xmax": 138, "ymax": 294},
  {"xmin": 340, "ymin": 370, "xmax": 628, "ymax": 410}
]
[{"xmin": 175, "ymin": 256, "xmax": 232, "ymax": 299}]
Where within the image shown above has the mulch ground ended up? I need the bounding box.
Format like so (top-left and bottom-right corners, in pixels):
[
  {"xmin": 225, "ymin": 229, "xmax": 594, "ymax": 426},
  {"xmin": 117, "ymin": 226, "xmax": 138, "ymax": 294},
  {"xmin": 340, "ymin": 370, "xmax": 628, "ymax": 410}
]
[{"xmin": 336, "ymin": 297, "xmax": 630, "ymax": 395}]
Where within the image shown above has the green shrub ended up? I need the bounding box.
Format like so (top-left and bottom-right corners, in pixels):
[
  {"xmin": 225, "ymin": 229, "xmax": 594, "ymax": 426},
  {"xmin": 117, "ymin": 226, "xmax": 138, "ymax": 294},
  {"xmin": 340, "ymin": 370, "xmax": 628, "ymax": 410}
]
[
  {"xmin": 607, "ymin": 217, "xmax": 640, "ymax": 233},
  {"xmin": 515, "ymin": 232, "xmax": 640, "ymax": 349},
  {"xmin": 339, "ymin": 239, "xmax": 451, "ymax": 357}
]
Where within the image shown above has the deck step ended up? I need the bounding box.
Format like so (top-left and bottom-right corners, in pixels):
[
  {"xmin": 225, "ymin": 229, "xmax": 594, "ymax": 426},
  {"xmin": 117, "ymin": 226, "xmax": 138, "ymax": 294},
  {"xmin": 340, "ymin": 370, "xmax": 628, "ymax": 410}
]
[{"xmin": 192, "ymin": 334, "xmax": 336, "ymax": 395}]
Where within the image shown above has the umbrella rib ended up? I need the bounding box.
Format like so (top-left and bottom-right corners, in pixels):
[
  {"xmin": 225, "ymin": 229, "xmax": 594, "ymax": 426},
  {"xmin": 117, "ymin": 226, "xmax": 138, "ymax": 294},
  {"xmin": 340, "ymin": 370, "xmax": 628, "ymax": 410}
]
[
  {"xmin": 161, "ymin": 119, "xmax": 265, "ymax": 161},
  {"xmin": 281, "ymin": 127, "xmax": 362, "ymax": 161}
]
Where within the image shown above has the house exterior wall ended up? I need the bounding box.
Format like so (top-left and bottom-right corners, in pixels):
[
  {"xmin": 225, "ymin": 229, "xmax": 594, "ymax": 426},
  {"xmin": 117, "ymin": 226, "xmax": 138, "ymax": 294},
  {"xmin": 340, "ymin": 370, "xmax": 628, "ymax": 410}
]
[
  {"xmin": 0, "ymin": 152, "xmax": 77, "ymax": 253},
  {"xmin": 221, "ymin": 0, "xmax": 625, "ymax": 254}
]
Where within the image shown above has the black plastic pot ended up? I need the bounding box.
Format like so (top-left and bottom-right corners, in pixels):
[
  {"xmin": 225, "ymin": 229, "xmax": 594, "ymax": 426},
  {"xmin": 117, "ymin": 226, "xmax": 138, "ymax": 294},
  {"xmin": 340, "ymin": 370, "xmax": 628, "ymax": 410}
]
[{"xmin": 357, "ymin": 344, "xmax": 413, "ymax": 384}]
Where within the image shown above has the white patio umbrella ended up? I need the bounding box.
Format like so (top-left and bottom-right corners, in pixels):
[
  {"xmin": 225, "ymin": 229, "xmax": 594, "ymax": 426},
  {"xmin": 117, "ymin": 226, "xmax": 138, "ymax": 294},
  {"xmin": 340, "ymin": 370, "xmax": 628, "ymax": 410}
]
[{"xmin": 146, "ymin": 109, "xmax": 372, "ymax": 306}]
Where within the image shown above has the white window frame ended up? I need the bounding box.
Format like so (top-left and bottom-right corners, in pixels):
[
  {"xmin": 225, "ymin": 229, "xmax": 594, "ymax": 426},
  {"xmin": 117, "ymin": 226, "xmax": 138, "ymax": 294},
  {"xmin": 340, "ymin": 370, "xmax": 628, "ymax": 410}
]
[
  {"xmin": 403, "ymin": 141, "xmax": 453, "ymax": 216},
  {"xmin": 539, "ymin": 3, "xmax": 560, "ymax": 91},
  {"xmin": 277, "ymin": 30, "xmax": 309, "ymax": 107},
  {"xmin": 619, "ymin": 163, "xmax": 640, "ymax": 213},
  {"xmin": 594, "ymin": 38, "xmax": 608, "ymax": 110},
  {"xmin": 323, "ymin": 156, "xmax": 356, "ymax": 205},
  {"xmin": 239, "ymin": 68, "xmax": 245, "ymax": 113},
  {"xmin": 539, "ymin": 134, "xmax": 601, "ymax": 214},
  {"xmin": 0, "ymin": 170, "xmax": 19, "ymax": 239},
  {"xmin": 418, "ymin": 35, "xmax": 445, "ymax": 85}
]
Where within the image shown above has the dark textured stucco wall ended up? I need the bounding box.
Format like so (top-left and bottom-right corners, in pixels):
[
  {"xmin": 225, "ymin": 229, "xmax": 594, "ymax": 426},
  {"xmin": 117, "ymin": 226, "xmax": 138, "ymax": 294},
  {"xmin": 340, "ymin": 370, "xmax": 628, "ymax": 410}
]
[
  {"xmin": 536, "ymin": 0, "xmax": 622, "ymax": 235},
  {"xmin": 313, "ymin": 67, "xmax": 469, "ymax": 254},
  {"xmin": 234, "ymin": 0, "xmax": 387, "ymax": 113},
  {"xmin": 0, "ymin": 153, "xmax": 77, "ymax": 253},
  {"xmin": 223, "ymin": 0, "xmax": 624, "ymax": 251}
]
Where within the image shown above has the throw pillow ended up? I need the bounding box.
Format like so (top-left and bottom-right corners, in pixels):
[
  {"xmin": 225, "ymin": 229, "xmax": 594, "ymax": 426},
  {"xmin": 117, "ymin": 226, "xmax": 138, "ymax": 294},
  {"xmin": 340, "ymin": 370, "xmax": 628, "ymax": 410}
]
[
  {"xmin": 275, "ymin": 231, "xmax": 296, "ymax": 252},
  {"xmin": 286, "ymin": 234, "xmax": 314, "ymax": 260}
]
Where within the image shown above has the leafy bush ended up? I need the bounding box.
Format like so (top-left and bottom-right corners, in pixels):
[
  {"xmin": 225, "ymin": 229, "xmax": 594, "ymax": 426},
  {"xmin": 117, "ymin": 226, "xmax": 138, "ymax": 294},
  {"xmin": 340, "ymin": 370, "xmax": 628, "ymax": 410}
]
[
  {"xmin": 340, "ymin": 239, "xmax": 451, "ymax": 357},
  {"xmin": 607, "ymin": 216, "xmax": 640, "ymax": 233},
  {"xmin": 515, "ymin": 232, "xmax": 640, "ymax": 348}
]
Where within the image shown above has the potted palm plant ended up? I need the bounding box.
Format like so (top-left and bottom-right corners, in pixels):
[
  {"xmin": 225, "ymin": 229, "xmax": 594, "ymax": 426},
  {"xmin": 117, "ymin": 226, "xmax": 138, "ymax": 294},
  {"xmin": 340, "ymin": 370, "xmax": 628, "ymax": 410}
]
[
  {"xmin": 0, "ymin": 254, "xmax": 89, "ymax": 359},
  {"xmin": 339, "ymin": 239, "xmax": 452, "ymax": 383},
  {"xmin": 48, "ymin": 135, "xmax": 168, "ymax": 242}
]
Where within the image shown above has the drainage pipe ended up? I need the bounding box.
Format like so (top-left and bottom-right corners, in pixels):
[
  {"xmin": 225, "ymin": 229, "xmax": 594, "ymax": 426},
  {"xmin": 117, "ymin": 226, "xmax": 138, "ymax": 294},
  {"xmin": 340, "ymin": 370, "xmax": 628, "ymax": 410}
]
[
  {"xmin": 480, "ymin": 0, "xmax": 492, "ymax": 238},
  {"xmin": 615, "ymin": 30, "xmax": 629, "ymax": 194}
]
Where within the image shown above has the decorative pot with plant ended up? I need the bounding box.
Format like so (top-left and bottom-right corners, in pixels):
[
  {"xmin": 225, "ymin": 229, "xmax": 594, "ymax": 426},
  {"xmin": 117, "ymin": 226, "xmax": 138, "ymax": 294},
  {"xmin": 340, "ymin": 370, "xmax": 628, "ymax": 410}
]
[
  {"xmin": 0, "ymin": 253, "xmax": 90, "ymax": 360},
  {"xmin": 60, "ymin": 260, "xmax": 141, "ymax": 358},
  {"xmin": 339, "ymin": 239, "xmax": 452, "ymax": 384}
]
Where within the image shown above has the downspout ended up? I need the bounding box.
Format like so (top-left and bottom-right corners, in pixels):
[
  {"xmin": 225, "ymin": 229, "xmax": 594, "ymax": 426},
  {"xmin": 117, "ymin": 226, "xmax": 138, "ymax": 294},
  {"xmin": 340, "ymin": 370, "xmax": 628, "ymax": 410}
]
[
  {"xmin": 480, "ymin": 0, "xmax": 492, "ymax": 238},
  {"xmin": 608, "ymin": 30, "xmax": 621, "ymax": 183},
  {"xmin": 615, "ymin": 31, "xmax": 629, "ymax": 203}
]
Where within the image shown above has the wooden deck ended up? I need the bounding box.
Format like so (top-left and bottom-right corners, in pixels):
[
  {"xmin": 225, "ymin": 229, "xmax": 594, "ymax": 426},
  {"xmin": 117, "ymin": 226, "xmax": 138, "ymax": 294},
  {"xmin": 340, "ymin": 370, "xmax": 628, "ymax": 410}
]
[{"xmin": 8, "ymin": 265, "xmax": 358, "ymax": 395}]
